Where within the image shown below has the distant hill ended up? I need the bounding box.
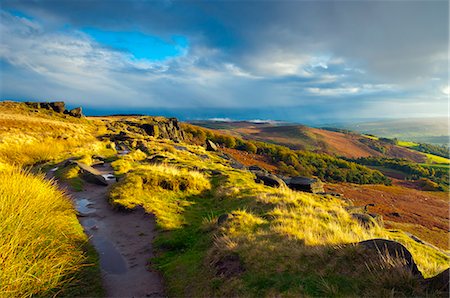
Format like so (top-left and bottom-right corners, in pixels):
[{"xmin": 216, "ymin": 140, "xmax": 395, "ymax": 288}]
[
  {"xmin": 190, "ymin": 120, "xmax": 427, "ymax": 162},
  {"xmin": 330, "ymin": 118, "xmax": 449, "ymax": 145}
]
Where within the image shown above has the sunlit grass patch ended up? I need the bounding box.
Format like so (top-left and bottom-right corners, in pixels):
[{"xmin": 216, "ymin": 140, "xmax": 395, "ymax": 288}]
[
  {"xmin": 109, "ymin": 163, "xmax": 211, "ymax": 229},
  {"xmin": 0, "ymin": 166, "xmax": 94, "ymax": 296}
]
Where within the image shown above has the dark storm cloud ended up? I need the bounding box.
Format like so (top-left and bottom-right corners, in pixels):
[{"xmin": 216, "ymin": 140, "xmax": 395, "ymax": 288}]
[{"xmin": 0, "ymin": 0, "xmax": 448, "ymax": 120}]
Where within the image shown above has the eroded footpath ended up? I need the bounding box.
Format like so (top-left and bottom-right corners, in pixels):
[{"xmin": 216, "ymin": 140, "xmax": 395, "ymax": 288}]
[{"xmin": 67, "ymin": 163, "xmax": 165, "ymax": 297}]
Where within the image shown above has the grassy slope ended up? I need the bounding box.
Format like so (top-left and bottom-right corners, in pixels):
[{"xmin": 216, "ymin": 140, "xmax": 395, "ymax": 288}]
[
  {"xmin": 107, "ymin": 138, "xmax": 449, "ymax": 297},
  {"xmin": 0, "ymin": 102, "xmax": 104, "ymax": 297},
  {"xmin": 397, "ymin": 140, "xmax": 450, "ymax": 165},
  {"xmin": 193, "ymin": 121, "xmax": 427, "ymax": 162}
]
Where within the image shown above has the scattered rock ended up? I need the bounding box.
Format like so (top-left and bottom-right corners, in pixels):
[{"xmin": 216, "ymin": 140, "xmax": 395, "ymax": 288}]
[
  {"xmin": 388, "ymin": 212, "xmax": 401, "ymax": 217},
  {"xmin": 423, "ymin": 268, "xmax": 449, "ymax": 295},
  {"xmin": 146, "ymin": 154, "xmax": 167, "ymax": 164},
  {"xmin": 248, "ymin": 165, "xmax": 266, "ymax": 172},
  {"xmin": 68, "ymin": 107, "xmax": 83, "ymax": 118},
  {"xmin": 358, "ymin": 238, "xmax": 422, "ymax": 277},
  {"xmin": 76, "ymin": 162, "xmax": 108, "ymax": 186},
  {"xmin": 210, "ymin": 170, "xmax": 222, "ymax": 176},
  {"xmin": 255, "ymin": 172, "xmax": 286, "ymax": 188},
  {"xmin": 230, "ymin": 161, "xmax": 246, "ymax": 169},
  {"xmin": 217, "ymin": 214, "xmax": 229, "ymax": 225},
  {"xmin": 285, "ymin": 176, "xmax": 324, "ymax": 193},
  {"xmin": 206, "ymin": 140, "xmax": 218, "ymax": 151}
]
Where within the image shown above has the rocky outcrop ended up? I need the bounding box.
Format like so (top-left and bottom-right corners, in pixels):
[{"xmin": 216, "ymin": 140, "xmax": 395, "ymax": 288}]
[
  {"xmin": 25, "ymin": 101, "xmax": 84, "ymax": 117},
  {"xmin": 68, "ymin": 107, "xmax": 83, "ymax": 118},
  {"xmin": 358, "ymin": 238, "xmax": 422, "ymax": 277},
  {"xmin": 285, "ymin": 176, "xmax": 324, "ymax": 193},
  {"xmin": 139, "ymin": 117, "xmax": 185, "ymax": 141}
]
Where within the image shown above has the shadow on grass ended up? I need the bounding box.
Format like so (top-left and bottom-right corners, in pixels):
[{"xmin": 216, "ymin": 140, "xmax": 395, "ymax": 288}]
[
  {"xmin": 39, "ymin": 241, "xmax": 104, "ymax": 298},
  {"xmin": 150, "ymin": 174, "xmax": 433, "ymax": 297}
]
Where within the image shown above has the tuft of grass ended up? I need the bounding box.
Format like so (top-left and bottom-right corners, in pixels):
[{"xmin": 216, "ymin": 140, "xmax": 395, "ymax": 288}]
[
  {"xmin": 55, "ymin": 165, "xmax": 84, "ymax": 192},
  {"xmin": 0, "ymin": 165, "xmax": 102, "ymax": 297},
  {"xmin": 109, "ymin": 163, "xmax": 211, "ymax": 229}
]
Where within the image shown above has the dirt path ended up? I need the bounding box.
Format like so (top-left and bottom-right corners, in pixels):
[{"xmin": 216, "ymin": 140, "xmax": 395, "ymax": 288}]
[{"xmin": 69, "ymin": 163, "xmax": 165, "ymax": 297}]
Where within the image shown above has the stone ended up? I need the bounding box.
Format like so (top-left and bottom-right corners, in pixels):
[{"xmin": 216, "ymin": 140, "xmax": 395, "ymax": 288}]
[
  {"xmin": 48, "ymin": 101, "xmax": 66, "ymax": 113},
  {"xmin": 206, "ymin": 140, "xmax": 218, "ymax": 151},
  {"xmin": 248, "ymin": 165, "xmax": 266, "ymax": 172},
  {"xmin": 217, "ymin": 214, "xmax": 229, "ymax": 225},
  {"xmin": 286, "ymin": 176, "xmax": 324, "ymax": 193},
  {"xmin": 68, "ymin": 107, "xmax": 83, "ymax": 118},
  {"xmin": 76, "ymin": 162, "xmax": 108, "ymax": 186},
  {"xmin": 146, "ymin": 154, "xmax": 167, "ymax": 164},
  {"xmin": 358, "ymin": 238, "xmax": 422, "ymax": 277},
  {"xmin": 255, "ymin": 172, "xmax": 286, "ymax": 188}
]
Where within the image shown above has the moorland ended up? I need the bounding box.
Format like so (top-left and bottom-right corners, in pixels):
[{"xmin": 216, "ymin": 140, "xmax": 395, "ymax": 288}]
[{"xmin": 0, "ymin": 100, "xmax": 448, "ymax": 297}]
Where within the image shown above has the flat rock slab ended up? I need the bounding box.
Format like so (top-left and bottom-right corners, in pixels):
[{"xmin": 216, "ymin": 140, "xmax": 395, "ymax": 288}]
[{"xmin": 76, "ymin": 162, "xmax": 109, "ymax": 186}]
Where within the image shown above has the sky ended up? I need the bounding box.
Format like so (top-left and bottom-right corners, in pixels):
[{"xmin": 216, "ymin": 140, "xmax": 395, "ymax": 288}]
[{"xmin": 0, "ymin": 0, "xmax": 448, "ymax": 123}]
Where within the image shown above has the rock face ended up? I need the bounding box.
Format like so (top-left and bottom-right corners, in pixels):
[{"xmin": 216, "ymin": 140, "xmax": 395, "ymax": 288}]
[
  {"xmin": 206, "ymin": 140, "xmax": 218, "ymax": 151},
  {"xmin": 358, "ymin": 238, "xmax": 422, "ymax": 277},
  {"xmin": 140, "ymin": 117, "xmax": 184, "ymax": 141},
  {"xmin": 285, "ymin": 176, "xmax": 324, "ymax": 193},
  {"xmin": 24, "ymin": 101, "xmax": 84, "ymax": 117},
  {"xmin": 69, "ymin": 107, "xmax": 83, "ymax": 118}
]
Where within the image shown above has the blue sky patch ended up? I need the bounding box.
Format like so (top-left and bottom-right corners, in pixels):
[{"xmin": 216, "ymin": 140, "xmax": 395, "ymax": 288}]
[{"xmin": 83, "ymin": 28, "xmax": 188, "ymax": 61}]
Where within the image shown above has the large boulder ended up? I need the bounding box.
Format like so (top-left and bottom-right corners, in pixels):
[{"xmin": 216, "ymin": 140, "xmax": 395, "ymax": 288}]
[
  {"xmin": 286, "ymin": 176, "xmax": 324, "ymax": 193},
  {"xmin": 358, "ymin": 238, "xmax": 422, "ymax": 277},
  {"xmin": 68, "ymin": 107, "xmax": 83, "ymax": 118},
  {"xmin": 423, "ymin": 268, "xmax": 449, "ymax": 295},
  {"xmin": 255, "ymin": 172, "xmax": 286, "ymax": 188},
  {"xmin": 206, "ymin": 140, "xmax": 218, "ymax": 151},
  {"xmin": 76, "ymin": 162, "xmax": 108, "ymax": 186}
]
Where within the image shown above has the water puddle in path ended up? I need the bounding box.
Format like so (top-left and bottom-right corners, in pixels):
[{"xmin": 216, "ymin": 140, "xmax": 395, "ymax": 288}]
[
  {"xmin": 76, "ymin": 198, "xmax": 95, "ymax": 214},
  {"xmin": 91, "ymin": 236, "xmax": 128, "ymax": 275}
]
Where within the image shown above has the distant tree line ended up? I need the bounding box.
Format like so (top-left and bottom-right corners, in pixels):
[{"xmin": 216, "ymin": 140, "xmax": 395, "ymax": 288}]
[
  {"xmin": 412, "ymin": 143, "xmax": 449, "ymax": 159},
  {"xmin": 352, "ymin": 157, "xmax": 448, "ymax": 191},
  {"xmin": 182, "ymin": 124, "xmax": 391, "ymax": 185}
]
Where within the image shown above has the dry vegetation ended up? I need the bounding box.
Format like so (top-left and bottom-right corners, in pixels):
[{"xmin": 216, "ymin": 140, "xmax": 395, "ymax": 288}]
[
  {"xmin": 1, "ymin": 101, "xmax": 448, "ymax": 297},
  {"xmin": 0, "ymin": 102, "xmax": 104, "ymax": 297},
  {"xmin": 107, "ymin": 136, "xmax": 449, "ymax": 297}
]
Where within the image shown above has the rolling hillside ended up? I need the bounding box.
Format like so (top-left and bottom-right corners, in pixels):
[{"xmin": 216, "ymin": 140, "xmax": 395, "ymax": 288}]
[
  {"xmin": 1, "ymin": 101, "xmax": 449, "ymax": 297},
  {"xmin": 333, "ymin": 117, "xmax": 449, "ymax": 145},
  {"xmin": 190, "ymin": 121, "xmax": 428, "ymax": 162}
]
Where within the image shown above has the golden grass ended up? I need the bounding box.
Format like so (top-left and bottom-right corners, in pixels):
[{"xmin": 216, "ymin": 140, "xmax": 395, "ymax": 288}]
[
  {"xmin": 109, "ymin": 163, "xmax": 211, "ymax": 229},
  {"xmin": 0, "ymin": 165, "xmax": 87, "ymax": 297},
  {"xmin": 424, "ymin": 153, "xmax": 450, "ymax": 164}
]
